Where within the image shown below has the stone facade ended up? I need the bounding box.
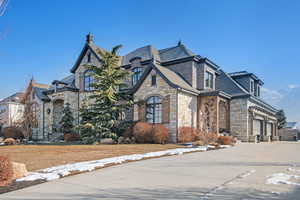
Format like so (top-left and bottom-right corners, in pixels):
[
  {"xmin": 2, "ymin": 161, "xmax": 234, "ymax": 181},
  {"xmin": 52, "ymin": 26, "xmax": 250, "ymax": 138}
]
[
  {"xmin": 133, "ymin": 69, "xmax": 178, "ymax": 142},
  {"xmin": 24, "ymin": 34, "xmax": 279, "ymax": 143}
]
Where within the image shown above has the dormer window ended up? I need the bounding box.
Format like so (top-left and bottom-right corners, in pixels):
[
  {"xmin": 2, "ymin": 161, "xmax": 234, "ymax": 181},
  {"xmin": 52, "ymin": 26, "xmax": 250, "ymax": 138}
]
[
  {"xmin": 84, "ymin": 70, "xmax": 94, "ymax": 91},
  {"xmin": 205, "ymin": 71, "xmax": 214, "ymax": 89},
  {"xmin": 257, "ymin": 85, "xmax": 261, "ymax": 97},
  {"xmin": 250, "ymin": 80, "xmax": 254, "ymax": 94},
  {"xmin": 132, "ymin": 67, "xmax": 142, "ymax": 85}
]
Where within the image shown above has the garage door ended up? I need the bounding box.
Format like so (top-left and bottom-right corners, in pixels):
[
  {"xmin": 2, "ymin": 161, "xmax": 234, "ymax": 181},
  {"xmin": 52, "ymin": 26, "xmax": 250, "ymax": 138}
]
[
  {"xmin": 266, "ymin": 123, "xmax": 273, "ymax": 136},
  {"xmin": 253, "ymin": 120, "xmax": 262, "ymax": 135}
]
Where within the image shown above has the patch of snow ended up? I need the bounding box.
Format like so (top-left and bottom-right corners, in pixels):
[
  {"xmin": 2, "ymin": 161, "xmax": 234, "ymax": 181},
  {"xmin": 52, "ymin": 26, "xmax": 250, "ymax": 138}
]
[
  {"xmin": 17, "ymin": 146, "xmax": 208, "ymax": 182},
  {"xmin": 266, "ymin": 173, "xmax": 300, "ymax": 186},
  {"xmin": 207, "ymin": 145, "xmax": 216, "ymax": 149},
  {"xmin": 220, "ymin": 145, "xmax": 232, "ymax": 148},
  {"xmin": 287, "ymin": 168, "xmax": 300, "ymax": 173}
]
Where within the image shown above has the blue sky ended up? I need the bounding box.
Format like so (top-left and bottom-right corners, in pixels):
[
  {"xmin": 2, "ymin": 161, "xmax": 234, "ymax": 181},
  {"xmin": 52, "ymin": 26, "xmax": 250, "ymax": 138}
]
[{"xmin": 0, "ymin": 0, "xmax": 299, "ymax": 124}]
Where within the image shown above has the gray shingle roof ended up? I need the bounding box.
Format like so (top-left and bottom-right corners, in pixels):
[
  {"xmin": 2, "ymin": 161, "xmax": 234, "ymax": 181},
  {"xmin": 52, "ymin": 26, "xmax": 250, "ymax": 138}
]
[
  {"xmin": 158, "ymin": 44, "xmax": 195, "ymax": 62},
  {"xmin": 154, "ymin": 64, "xmax": 200, "ymax": 94},
  {"xmin": 33, "ymin": 87, "xmax": 50, "ymax": 101},
  {"xmin": 121, "ymin": 44, "xmax": 197, "ymax": 66},
  {"xmin": 216, "ymin": 69, "xmax": 248, "ymax": 96}
]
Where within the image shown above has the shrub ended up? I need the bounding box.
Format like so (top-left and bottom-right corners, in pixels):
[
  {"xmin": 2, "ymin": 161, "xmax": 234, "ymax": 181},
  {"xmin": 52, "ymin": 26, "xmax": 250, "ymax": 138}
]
[
  {"xmin": 0, "ymin": 156, "xmax": 13, "ymax": 187},
  {"xmin": 218, "ymin": 136, "xmax": 235, "ymax": 145},
  {"xmin": 152, "ymin": 124, "xmax": 169, "ymax": 144},
  {"xmin": 3, "ymin": 127, "xmax": 24, "ymax": 140},
  {"xmin": 198, "ymin": 132, "xmax": 219, "ymax": 145},
  {"xmin": 178, "ymin": 127, "xmax": 199, "ymax": 143},
  {"xmin": 132, "ymin": 122, "xmax": 153, "ymax": 143},
  {"xmin": 64, "ymin": 133, "xmax": 81, "ymax": 142},
  {"xmin": 4, "ymin": 138, "xmax": 16, "ymax": 145}
]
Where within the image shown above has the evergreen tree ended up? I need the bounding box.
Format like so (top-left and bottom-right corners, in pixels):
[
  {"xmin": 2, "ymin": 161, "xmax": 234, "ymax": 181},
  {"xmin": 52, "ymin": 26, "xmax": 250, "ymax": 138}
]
[
  {"xmin": 276, "ymin": 109, "xmax": 287, "ymax": 129},
  {"xmin": 59, "ymin": 103, "xmax": 75, "ymax": 134},
  {"xmin": 84, "ymin": 45, "xmax": 133, "ymax": 142},
  {"xmin": 78, "ymin": 99, "xmax": 96, "ymax": 144}
]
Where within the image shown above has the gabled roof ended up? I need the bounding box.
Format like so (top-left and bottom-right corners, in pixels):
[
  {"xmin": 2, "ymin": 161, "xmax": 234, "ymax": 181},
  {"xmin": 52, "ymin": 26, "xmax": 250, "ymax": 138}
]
[
  {"xmin": 129, "ymin": 63, "xmax": 200, "ymax": 95},
  {"xmin": 70, "ymin": 42, "xmax": 107, "ymax": 73}
]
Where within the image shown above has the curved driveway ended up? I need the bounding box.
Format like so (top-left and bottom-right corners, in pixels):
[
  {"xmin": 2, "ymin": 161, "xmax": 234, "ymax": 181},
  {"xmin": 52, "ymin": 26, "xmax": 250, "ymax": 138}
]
[{"xmin": 1, "ymin": 142, "xmax": 300, "ymax": 200}]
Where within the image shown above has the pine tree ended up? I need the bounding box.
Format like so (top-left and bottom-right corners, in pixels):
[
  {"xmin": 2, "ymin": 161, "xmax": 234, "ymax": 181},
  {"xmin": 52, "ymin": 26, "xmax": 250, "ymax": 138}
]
[
  {"xmin": 276, "ymin": 109, "xmax": 287, "ymax": 129},
  {"xmin": 84, "ymin": 45, "xmax": 133, "ymax": 142},
  {"xmin": 78, "ymin": 99, "xmax": 95, "ymax": 144},
  {"xmin": 59, "ymin": 103, "xmax": 75, "ymax": 134}
]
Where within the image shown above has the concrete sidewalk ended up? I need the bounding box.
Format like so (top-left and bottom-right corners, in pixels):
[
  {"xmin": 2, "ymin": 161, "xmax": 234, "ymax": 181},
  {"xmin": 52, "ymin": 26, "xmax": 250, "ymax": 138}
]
[{"xmin": 1, "ymin": 142, "xmax": 300, "ymax": 200}]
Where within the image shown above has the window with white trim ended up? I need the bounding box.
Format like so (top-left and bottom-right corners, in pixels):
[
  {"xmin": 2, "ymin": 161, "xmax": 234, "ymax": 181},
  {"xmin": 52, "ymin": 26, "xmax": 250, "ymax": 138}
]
[{"xmin": 205, "ymin": 71, "xmax": 214, "ymax": 89}]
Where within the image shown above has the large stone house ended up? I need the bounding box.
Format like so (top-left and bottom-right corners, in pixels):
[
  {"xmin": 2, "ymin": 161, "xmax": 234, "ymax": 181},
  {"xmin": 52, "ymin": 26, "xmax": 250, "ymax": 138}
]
[{"xmin": 23, "ymin": 33, "xmax": 279, "ymax": 142}]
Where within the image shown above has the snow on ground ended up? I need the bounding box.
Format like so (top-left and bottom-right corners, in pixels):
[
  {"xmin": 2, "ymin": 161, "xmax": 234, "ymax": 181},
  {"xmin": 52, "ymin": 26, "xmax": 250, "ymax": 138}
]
[
  {"xmin": 17, "ymin": 146, "xmax": 219, "ymax": 182},
  {"xmin": 266, "ymin": 173, "xmax": 300, "ymax": 186}
]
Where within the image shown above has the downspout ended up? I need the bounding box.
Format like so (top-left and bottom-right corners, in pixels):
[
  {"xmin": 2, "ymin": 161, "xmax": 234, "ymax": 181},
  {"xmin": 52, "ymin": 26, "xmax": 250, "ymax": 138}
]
[
  {"xmin": 176, "ymin": 89, "xmax": 178, "ymax": 143},
  {"xmin": 42, "ymin": 101, "xmax": 45, "ymax": 140},
  {"xmin": 77, "ymin": 91, "xmax": 80, "ymax": 133}
]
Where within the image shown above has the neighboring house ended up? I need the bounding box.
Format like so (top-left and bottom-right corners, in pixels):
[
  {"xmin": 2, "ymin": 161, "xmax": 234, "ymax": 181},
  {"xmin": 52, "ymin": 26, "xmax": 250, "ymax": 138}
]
[
  {"xmin": 23, "ymin": 33, "xmax": 279, "ymax": 142},
  {"xmin": 0, "ymin": 92, "xmax": 24, "ymax": 131},
  {"xmin": 21, "ymin": 80, "xmax": 51, "ymax": 140},
  {"xmin": 279, "ymin": 122, "xmax": 300, "ymax": 141}
]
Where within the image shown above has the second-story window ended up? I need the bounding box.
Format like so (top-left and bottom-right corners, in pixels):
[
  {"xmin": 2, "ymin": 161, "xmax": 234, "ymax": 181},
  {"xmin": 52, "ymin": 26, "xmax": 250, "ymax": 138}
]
[
  {"xmin": 84, "ymin": 70, "xmax": 94, "ymax": 91},
  {"xmin": 132, "ymin": 67, "xmax": 142, "ymax": 85},
  {"xmin": 205, "ymin": 71, "xmax": 214, "ymax": 89},
  {"xmin": 250, "ymin": 80, "xmax": 254, "ymax": 94},
  {"xmin": 257, "ymin": 85, "xmax": 261, "ymax": 97}
]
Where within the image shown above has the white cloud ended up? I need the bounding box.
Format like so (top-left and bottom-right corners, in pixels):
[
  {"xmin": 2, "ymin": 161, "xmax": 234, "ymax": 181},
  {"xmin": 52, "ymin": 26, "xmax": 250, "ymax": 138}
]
[
  {"xmin": 288, "ymin": 84, "xmax": 299, "ymax": 89},
  {"xmin": 261, "ymin": 87, "xmax": 283, "ymax": 105}
]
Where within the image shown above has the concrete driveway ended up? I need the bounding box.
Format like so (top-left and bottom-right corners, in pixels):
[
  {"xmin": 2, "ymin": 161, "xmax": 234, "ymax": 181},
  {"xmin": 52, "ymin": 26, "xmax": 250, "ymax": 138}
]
[{"xmin": 1, "ymin": 142, "xmax": 300, "ymax": 200}]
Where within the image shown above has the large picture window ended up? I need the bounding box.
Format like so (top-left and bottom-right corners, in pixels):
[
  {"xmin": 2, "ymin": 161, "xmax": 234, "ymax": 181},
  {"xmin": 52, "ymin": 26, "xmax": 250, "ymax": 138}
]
[
  {"xmin": 205, "ymin": 71, "xmax": 214, "ymax": 89},
  {"xmin": 132, "ymin": 67, "xmax": 142, "ymax": 85},
  {"xmin": 146, "ymin": 96, "xmax": 162, "ymax": 124},
  {"xmin": 84, "ymin": 70, "xmax": 95, "ymax": 91}
]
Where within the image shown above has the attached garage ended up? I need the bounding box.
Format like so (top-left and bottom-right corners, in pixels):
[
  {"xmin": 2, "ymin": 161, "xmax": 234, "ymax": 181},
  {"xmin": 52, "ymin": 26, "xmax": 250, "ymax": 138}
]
[
  {"xmin": 266, "ymin": 123, "xmax": 273, "ymax": 136},
  {"xmin": 253, "ymin": 120, "xmax": 262, "ymax": 136}
]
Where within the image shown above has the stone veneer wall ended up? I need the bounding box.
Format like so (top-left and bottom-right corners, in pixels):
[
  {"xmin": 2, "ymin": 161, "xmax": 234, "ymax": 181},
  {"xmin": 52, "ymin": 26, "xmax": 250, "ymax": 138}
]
[
  {"xmin": 230, "ymin": 98, "xmax": 249, "ymax": 141},
  {"xmin": 133, "ymin": 69, "xmax": 178, "ymax": 143},
  {"xmin": 177, "ymin": 91, "xmax": 197, "ymax": 129},
  {"xmin": 198, "ymin": 96, "xmax": 218, "ymax": 133}
]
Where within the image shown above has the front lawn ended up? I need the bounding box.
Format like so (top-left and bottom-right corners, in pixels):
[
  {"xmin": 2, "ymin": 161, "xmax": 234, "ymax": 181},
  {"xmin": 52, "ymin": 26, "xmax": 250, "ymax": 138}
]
[{"xmin": 0, "ymin": 144, "xmax": 180, "ymax": 171}]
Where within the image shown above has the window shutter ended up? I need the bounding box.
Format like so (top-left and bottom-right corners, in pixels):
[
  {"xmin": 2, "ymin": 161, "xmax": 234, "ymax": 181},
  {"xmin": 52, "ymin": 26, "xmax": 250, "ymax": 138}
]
[
  {"xmin": 138, "ymin": 101, "xmax": 146, "ymax": 122},
  {"xmin": 162, "ymin": 95, "xmax": 170, "ymax": 123},
  {"xmin": 79, "ymin": 72, "xmax": 84, "ymax": 92}
]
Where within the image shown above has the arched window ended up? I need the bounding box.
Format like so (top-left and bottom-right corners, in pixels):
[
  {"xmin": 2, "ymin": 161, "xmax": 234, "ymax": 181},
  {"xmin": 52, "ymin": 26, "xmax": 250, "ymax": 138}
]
[
  {"xmin": 146, "ymin": 96, "xmax": 162, "ymax": 124},
  {"xmin": 132, "ymin": 67, "xmax": 142, "ymax": 85},
  {"xmin": 84, "ymin": 70, "xmax": 94, "ymax": 91}
]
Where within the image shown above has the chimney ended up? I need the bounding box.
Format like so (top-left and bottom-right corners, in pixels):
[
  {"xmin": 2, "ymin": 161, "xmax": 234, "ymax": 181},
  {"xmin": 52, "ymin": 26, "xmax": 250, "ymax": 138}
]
[{"xmin": 86, "ymin": 32, "xmax": 94, "ymax": 44}]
